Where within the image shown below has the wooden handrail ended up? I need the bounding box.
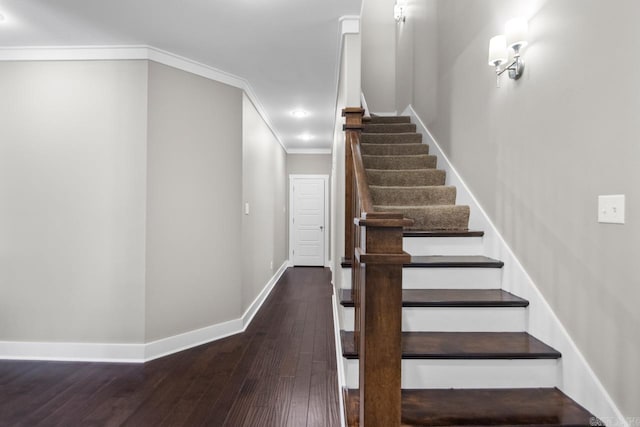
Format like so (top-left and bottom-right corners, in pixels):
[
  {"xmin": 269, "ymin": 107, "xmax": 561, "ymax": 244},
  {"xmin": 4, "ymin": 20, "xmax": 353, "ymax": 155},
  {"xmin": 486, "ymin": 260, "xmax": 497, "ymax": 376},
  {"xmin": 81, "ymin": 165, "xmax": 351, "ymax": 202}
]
[
  {"xmin": 342, "ymin": 107, "xmax": 412, "ymax": 427},
  {"xmin": 342, "ymin": 108, "xmax": 363, "ymax": 266},
  {"xmin": 349, "ymin": 131, "xmax": 374, "ymax": 214}
]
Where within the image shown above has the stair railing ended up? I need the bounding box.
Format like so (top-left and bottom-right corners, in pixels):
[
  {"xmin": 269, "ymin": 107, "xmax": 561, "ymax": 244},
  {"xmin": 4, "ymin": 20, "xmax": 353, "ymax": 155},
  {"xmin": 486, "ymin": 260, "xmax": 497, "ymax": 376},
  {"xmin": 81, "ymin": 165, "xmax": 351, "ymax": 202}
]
[{"xmin": 342, "ymin": 107, "xmax": 412, "ymax": 426}]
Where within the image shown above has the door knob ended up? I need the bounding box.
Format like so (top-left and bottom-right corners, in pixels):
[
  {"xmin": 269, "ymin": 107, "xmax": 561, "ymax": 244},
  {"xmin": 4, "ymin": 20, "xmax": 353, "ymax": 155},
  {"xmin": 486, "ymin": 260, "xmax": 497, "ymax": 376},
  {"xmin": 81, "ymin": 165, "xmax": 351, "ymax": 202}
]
[{"xmin": 320, "ymin": 226, "xmax": 324, "ymax": 230}]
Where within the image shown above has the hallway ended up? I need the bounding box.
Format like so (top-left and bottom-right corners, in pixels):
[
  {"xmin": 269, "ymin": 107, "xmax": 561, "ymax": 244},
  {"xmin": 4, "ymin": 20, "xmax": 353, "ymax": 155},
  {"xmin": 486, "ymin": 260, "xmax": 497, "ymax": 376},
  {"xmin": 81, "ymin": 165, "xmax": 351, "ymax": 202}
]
[{"xmin": 0, "ymin": 267, "xmax": 340, "ymax": 426}]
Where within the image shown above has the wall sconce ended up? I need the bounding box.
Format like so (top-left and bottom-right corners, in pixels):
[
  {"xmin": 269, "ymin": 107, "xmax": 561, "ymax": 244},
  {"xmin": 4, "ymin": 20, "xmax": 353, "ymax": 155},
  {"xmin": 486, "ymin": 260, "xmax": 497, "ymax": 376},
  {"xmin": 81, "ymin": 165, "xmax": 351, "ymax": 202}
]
[
  {"xmin": 488, "ymin": 17, "xmax": 528, "ymax": 85},
  {"xmin": 394, "ymin": 3, "xmax": 405, "ymax": 23}
]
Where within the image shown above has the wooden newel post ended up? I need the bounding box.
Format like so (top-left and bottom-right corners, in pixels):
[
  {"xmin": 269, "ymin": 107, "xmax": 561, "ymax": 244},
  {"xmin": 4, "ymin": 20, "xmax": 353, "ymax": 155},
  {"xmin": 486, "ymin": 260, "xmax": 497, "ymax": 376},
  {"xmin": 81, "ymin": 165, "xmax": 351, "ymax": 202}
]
[
  {"xmin": 356, "ymin": 213, "xmax": 411, "ymax": 427},
  {"xmin": 342, "ymin": 107, "xmax": 364, "ymax": 267}
]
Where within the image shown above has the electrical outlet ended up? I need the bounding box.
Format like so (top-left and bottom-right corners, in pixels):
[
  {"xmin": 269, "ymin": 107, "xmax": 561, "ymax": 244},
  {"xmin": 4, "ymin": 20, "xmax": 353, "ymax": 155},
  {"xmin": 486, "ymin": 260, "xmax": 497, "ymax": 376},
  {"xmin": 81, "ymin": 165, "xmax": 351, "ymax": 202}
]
[{"xmin": 598, "ymin": 195, "xmax": 625, "ymax": 224}]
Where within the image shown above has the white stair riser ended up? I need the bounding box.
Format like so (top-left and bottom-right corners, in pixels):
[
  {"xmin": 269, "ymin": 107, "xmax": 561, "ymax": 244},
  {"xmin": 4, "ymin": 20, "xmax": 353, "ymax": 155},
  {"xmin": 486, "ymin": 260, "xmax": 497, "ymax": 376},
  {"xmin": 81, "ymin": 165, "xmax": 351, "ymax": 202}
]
[
  {"xmin": 340, "ymin": 306, "xmax": 526, "ymax": 332},
  {"xmin": 344, "ymin": 359, "xmax": 559, "ymax": 389},
  {"xmin": 404, "ymin": 236, "xmax": 484, "ymax": 256},
  {"xmin": 340, "ymin": 268, "xmax": 352, "ymax": 289},
  {"xmin": 341, "ymin": 267, "xmax": 502, "ymax": 289},
  {"xmin": 403, "ymin": 268, "xmax": 502, "ymax": 289}
]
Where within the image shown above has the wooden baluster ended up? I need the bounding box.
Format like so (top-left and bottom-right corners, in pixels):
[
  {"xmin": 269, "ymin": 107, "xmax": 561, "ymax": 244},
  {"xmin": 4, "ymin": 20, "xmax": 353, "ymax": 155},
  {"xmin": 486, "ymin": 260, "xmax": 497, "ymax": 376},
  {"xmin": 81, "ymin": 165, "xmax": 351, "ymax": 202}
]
[{"xmin": 352, "ymin": 165, "xmax": 362, "ymax": 351}]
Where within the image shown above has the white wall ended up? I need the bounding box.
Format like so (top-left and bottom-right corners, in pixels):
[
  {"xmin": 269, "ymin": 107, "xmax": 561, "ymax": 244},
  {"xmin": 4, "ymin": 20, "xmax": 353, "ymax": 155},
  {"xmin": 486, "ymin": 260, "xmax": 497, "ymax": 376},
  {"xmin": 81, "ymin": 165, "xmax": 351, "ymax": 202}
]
[
  {"xmin": 397, "ymin": 0, "xmax": 640, "ymax": 417},
  {"xmin": 361, "ymin": 0, "xmax": 397, "ymax": 113},
  {"xmin": 241, "ymin": 94, "xmax": 288, "ymax": 313},
  {"xmin": 145, "ymin": 61, "xmax": 244, "ymax": 341},
  {"xmin": 0, "ymin": 60, "xmax": 148, "ymax": 343}
]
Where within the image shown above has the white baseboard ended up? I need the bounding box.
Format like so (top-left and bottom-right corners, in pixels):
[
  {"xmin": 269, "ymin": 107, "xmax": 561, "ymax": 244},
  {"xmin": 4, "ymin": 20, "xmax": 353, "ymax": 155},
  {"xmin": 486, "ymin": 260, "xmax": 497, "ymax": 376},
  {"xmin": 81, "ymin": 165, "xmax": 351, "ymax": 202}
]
[
  {"xmin": 241, "ymin": 260, "xmax": 289, "ymax": 329},
  {"xmin": 332, "ymin": 293, "xmax": 347, "ymax": 427},
  {"xmin": 144, "ymin": 318, "xmax": 243, "ymax": 362},
  {"xmin": 0, "ymin": 341, "xmax": 145, "ymax": 363},
  {"xmin": 404, "ymin": 105, "xmax": 626, "ymax": 425},
  {"xmin": 0, "ymin": 261, "xmax": 290, "ymax": 364}
]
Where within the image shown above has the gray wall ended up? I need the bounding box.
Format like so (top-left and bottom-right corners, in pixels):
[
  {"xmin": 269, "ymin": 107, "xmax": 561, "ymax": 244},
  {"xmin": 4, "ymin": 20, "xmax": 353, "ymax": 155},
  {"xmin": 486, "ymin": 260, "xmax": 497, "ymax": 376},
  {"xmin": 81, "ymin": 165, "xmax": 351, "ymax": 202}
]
[
  {"xmin": 0, "ymin": 59, "xmax": 287, "ymax": 346},
  {"xmin": 0, "ymin": 61, "xmax": 148, "ymax": 343},
  {"xmin": 361, "ymin": 0, "xmax": 397, "ymax": 113},
  {"xmin": 395, "ymin": 0, "xmax": 438, "ymax": 118},
  {"xmin": 286, "ymin": 154, "xmax": 332, "ymax": 176},
  {"xmin": 145, "ymin": 62, "xmax": 243, "ymax": 341},
  {"xmin": 241, "ymin": 94, "xmax": 288, "ymax": 312},
  {"xmin": 397, "ymin": 0, "xmax": 640, "ymax": 416}
]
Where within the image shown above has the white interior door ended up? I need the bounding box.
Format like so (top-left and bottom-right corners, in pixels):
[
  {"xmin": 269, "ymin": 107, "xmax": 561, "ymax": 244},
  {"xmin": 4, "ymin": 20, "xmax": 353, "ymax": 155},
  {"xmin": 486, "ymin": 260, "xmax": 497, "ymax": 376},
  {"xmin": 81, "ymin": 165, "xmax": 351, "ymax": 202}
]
[{"xmin": 291, "ymin": 177, "xmax": 325, "ymax": 266}]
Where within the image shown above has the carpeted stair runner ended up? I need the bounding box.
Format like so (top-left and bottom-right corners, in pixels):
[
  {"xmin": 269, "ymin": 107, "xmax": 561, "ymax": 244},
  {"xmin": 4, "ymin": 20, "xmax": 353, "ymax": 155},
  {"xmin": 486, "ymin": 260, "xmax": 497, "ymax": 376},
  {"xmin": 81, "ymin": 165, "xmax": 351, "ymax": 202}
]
[
  {"xmin": 361, "ymin": 143, "xmax": 428, "ymax": 156},
  {"xmin": 363, "ymin": 123, "xmax": 417, "ymax": 133},
  {"xmin": 363, "ymin": 154, "xmax": 437, "ymax": 170},
  {"xmin": 367, "ymin": 169, "xmax": 446, "ymax": 186},
  {"xmin": 362, "ymin": 133, "xmax": 422, "ymax": 144},
  {"xmin": 364, "ymin": 115, "xmax": 470, "ymax": 230},
  {"xmin": 370, "ymin": 186, "xmax": 457, "ymax": 206}
]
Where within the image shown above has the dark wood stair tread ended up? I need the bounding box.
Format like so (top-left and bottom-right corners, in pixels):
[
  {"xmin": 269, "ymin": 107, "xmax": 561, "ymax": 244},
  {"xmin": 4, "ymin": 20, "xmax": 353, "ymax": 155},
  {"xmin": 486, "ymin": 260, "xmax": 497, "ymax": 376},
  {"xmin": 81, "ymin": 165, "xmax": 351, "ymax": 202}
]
[
  {"xmin": 404, "ymin": 230, "xmax": 484, "ymax": 237},
  {"xmin": 406, "ymin": 255, "xmax": 504, "ymax": 268},
  {"xmin": 340, "ymin": 331, "xmax": 561, "ymax": 359},
  {"xmin": 340, "ymin": 288, "xmax": 529, "ymax": 308},
  {"xmin": 343, "ymin": 255, "xmax": 503, "ymax": 269},
  {"xmin": 344, "ymin": 388, "xmax": 600, "ymax": 426}
]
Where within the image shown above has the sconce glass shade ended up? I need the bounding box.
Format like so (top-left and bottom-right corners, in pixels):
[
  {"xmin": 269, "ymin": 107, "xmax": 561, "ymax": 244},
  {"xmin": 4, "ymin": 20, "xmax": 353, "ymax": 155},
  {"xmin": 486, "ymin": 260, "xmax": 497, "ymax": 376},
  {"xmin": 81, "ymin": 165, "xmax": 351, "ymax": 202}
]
[
  {"xmin": 506, "ymin": 17, "xmax": 528, "ymax": 51},
  {"xmin": 394, "ymin": 4, "xmax": 405, "ymax": 22},
  {"xmin": 488, "ymin": 35, "xmax": 508, "ymax": 66}
]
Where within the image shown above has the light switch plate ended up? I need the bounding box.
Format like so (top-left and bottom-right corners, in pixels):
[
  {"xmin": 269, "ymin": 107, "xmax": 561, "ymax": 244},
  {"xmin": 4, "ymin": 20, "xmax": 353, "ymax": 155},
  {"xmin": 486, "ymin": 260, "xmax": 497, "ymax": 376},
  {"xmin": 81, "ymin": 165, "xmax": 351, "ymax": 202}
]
[
  {"xmin": 598, "ymin": 195, "xmax": 625, "ymax": 224},
  {"xmin": 244, "ymin": 202, "xmax": 250, "ymax": 215}
]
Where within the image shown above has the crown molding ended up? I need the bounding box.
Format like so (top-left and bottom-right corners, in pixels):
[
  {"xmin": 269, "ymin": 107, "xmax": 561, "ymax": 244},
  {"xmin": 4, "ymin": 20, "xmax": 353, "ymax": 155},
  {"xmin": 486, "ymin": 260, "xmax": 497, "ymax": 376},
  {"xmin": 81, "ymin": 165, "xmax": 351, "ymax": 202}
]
[{"xmin": 0, "ymin": 44, "xmax": 288, "ymax": 153}]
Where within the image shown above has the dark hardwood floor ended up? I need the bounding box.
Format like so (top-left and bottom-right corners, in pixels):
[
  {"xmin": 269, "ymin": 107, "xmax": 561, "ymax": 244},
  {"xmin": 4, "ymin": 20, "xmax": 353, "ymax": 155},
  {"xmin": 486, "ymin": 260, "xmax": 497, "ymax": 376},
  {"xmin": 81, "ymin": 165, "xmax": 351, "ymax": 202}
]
[{"xmin": 0, "ymin": 267, "xmax": 339, "ymax": 427}]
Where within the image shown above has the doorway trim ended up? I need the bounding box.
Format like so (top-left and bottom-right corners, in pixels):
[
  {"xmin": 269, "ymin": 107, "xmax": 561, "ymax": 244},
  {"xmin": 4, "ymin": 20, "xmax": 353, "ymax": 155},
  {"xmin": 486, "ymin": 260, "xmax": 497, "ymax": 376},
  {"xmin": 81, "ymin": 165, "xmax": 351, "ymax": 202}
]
[{"xmin": 289, "ymin": 174, "xmax": 330, "ymax": 267}]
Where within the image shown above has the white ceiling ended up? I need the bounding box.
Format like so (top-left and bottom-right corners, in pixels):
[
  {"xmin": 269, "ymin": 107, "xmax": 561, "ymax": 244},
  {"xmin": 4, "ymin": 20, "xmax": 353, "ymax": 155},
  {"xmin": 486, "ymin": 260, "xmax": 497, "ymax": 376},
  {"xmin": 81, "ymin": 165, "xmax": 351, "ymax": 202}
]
[{"xmin": 0, "ymin": 0, "xmax": 362, "ymax": 152}]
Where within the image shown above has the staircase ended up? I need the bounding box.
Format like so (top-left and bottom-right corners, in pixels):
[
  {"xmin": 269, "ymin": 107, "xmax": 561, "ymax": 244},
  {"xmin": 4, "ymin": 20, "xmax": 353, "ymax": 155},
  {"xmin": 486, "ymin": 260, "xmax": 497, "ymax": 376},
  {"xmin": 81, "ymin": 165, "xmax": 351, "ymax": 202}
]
[
  {"xmin": 361, "ymin": 118, "xmax": 470, "ymax": 231},
  {"xmin": 340, "ymin": 115, "xmax": 601, "ymax": 426}
]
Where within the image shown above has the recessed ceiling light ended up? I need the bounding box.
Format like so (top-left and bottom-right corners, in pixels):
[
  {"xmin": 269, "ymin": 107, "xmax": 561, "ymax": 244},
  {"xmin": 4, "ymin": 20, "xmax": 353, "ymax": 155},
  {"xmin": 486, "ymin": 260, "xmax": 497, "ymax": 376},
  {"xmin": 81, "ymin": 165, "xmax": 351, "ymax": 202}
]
[
  {"xmin": 299, "ymin": 133, "xmax": 313, "ymax": 141},
  {"xmin": 291, "ymin": 109, "xmax": 309, "ymax": 118}
]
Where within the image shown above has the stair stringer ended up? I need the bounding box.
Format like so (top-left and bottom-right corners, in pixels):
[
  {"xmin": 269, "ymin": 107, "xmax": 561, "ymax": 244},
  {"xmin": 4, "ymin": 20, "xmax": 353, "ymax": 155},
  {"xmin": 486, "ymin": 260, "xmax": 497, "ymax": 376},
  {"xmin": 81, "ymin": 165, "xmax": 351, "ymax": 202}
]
[{"xmin": 403, "ymin": 105, "xmax": 625, "ymax": 425}]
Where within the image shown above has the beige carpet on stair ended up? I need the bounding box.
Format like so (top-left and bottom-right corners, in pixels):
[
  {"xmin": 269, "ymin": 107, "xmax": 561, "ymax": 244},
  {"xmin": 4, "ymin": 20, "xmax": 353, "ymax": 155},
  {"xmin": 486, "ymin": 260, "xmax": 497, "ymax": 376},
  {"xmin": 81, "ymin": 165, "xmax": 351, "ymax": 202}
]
[{"xmin": 364, "ymin": 115, "xmax": 470, "ymax": 231}]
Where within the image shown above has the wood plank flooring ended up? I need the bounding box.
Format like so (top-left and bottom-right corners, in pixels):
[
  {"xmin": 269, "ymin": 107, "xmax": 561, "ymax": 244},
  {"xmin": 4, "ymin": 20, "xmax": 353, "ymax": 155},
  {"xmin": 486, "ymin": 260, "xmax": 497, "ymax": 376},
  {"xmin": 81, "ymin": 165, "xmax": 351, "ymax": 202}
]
[{"xmin": 0, "ymin": 267, "xmax": 339, "ymax": 427}]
